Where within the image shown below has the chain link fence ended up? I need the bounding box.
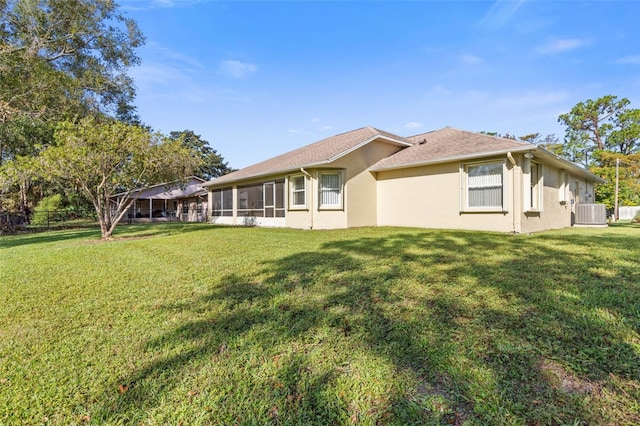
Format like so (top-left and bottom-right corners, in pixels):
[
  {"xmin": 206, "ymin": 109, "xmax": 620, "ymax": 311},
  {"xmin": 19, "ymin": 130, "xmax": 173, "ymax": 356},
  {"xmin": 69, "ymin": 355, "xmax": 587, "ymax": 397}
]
[{"xmin": 0, "ymin": 210, "xmax": 98, "ymax": 235}]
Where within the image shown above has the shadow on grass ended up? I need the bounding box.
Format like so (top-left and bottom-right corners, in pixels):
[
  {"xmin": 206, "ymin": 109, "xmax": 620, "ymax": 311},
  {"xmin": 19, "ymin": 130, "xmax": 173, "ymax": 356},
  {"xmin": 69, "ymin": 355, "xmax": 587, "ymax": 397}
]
[
  {"xmin": 98, "ymin": 228, "xmax": 640, "ymax": 424},
  {"xmin": 0, "ymin": 222, "xmax": 217, "ymax": 249},
  {"xmin": 0, "ymin": 227, "xmax": 101, "ymax": 249}
]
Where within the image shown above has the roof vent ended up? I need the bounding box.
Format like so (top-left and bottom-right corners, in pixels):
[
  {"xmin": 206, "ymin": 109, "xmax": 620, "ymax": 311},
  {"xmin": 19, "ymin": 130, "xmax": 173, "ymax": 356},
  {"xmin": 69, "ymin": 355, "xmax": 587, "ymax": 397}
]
[{"xmin": 419, "ymin": 139, "xmax": 427, "ymax": 145}]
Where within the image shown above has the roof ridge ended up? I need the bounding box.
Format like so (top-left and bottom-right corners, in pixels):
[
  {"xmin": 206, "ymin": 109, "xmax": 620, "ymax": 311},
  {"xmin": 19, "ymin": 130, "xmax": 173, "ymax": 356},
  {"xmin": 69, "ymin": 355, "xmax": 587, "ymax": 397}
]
[{"xmin": 446, "ymin": 127, "xmax": 532, "ymax": 145}]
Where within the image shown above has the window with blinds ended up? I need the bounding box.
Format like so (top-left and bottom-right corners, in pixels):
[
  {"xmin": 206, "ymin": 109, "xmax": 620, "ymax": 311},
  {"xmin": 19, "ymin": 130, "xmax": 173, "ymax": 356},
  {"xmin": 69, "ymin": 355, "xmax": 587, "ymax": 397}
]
[
  {"xmin": 319, "ymin": 172, "xmax": 343, "ymax": 209},
  {"xmin": 466, "ymin": 163, "xmax": 504, "ymax": 209}
]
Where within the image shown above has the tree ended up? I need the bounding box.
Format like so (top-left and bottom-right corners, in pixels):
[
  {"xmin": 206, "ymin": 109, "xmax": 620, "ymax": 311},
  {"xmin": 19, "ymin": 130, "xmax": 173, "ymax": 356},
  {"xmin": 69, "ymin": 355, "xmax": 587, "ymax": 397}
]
[
  {"xmin": 0, "ymin": 0, "xmax": 145, "ymax": 212},
  {"xmin": 609, "ymin": 107, "xmax": 640, "ymax": 155},
  {"xmin": 557, "ymin": 95, "xmax": 639, "ymax": 166},
  {"xmin": 0, "ymin": 0, "xmax": 144, "ymax": 123},
  {"xmin": 41, "ymin": 117, "xmax": 202, "ymax": 239},
  {"xmin": 169, "ymin": 130, "xmax": 234, "ymax": 180},
  {"xmin": 0, "ymin": 153, "xmax": 40, "ymax": 212},
  {"xmin": 589, "ymin": 151, "xmax": 640, "ymax": 209},
  {"xmin": 558, "ymin": 96, "xmax": 640, "ymax": 208},
  {"xmin": 518, "ymin": 133, "xmax": 565, "ymax": 156}
]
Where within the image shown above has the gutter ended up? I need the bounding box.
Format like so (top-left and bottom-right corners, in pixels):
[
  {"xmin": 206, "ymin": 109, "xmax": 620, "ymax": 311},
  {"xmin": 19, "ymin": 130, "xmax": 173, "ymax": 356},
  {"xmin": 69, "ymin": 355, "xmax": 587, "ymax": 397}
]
[{"xmin": 507, "ymin": 151, "xmax": 521, "ymax": 234}]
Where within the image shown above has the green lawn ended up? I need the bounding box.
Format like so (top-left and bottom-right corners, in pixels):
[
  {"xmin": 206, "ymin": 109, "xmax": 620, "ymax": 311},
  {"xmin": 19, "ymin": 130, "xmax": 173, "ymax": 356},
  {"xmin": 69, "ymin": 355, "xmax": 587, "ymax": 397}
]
[{"xmin": 1, "ymin": 223, "xmax": 639, "ymax": 425}]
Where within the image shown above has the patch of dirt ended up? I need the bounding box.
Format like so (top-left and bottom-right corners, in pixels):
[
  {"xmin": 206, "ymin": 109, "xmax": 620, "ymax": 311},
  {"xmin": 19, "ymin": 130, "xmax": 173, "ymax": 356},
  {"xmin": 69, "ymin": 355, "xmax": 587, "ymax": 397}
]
[
  {"xmin": 536, "ymin": 359, "xmax": 600, "ymax": 395},
  {"xmin": 415, "ymin": 374, "xmax": 475, "ymax": 425}
]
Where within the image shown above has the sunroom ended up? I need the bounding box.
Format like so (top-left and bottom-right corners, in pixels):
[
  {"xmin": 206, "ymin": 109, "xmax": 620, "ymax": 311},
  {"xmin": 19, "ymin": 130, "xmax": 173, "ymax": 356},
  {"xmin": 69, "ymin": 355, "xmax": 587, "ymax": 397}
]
[{"xmin": 211, "ymin": 179, "xmax": 286, "ymax": 227}]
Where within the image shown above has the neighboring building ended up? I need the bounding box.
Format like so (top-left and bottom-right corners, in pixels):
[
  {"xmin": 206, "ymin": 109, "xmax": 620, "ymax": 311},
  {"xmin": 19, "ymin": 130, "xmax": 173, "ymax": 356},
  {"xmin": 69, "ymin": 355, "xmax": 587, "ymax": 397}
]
[
  {"xmin": 202, "ymin": 127, "xmax": 605, "ymax": 233},
  {"xmin": 113, "ymin": 177, "xmax": 208, "ymax": 223}
]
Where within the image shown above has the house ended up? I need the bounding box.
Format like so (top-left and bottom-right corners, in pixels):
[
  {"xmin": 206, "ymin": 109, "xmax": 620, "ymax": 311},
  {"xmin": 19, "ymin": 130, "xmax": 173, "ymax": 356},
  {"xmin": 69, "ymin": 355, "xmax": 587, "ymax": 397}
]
[
  {"xmin": 113, "ymin": 176, "xmax": 208, "ymax": 223},
  {"xmin": 202, "ymin": 127, "xmax": 605, "ymax": 233}
]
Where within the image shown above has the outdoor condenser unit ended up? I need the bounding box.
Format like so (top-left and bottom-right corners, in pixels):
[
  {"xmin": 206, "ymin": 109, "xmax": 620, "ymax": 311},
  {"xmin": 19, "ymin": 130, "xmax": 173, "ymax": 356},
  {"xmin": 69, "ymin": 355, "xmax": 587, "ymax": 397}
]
[{"xmin": 575, "ymin": 204, "xmax": 607, "ymax": 226}]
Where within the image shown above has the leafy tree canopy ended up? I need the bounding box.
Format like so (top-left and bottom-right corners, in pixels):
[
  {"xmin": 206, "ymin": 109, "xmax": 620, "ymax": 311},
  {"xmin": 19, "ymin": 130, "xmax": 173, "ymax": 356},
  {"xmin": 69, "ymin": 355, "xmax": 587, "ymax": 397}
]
[
  {"xmin": 557, "ymin": 95, "xmax": 640, "ymax": 209},
  {"xmin": 41, "ymin": 117, "xmax": 202, "ymax": 238},
  {"xmin": 589, "ymin": 151, "xmax": 640, "ymax": 209},
  {"xmin": 558, "ymin": 95, "xmax": 639, "ymax": 164},
  {"xmin": 0, "ymin": 0, "xmax": 145, "ymax": 124},
  {"xmin": 169, "ymin": 130, "xmax": 235, "ymax": 180}
]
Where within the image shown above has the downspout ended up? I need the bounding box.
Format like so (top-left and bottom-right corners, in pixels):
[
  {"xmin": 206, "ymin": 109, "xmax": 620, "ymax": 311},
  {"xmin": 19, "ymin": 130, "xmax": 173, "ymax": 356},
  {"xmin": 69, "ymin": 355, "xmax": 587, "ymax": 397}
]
[
  {"xmin": 506, "ymin": 152, "xmax": 520, "ymax": 233},
  {"xmin": 300, "ymin": 168, "xmax": 313, "ymax": 229}
]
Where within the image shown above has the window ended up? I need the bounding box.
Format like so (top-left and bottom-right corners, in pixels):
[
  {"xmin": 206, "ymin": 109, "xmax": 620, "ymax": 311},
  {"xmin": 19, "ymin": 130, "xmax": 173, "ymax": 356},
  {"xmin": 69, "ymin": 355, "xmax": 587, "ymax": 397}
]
[
  {"xmin": 182, "ymin": 200, "xmax": 189, "ymax": 214},
  {"xmin": 212, "ymin": 187, "xmax": 233, "ymax": 216},
  {"xmin": 319, "ymin": 172, "xmax": 343, "ymax": 209},
  {"xmin": 289, "ymin": 175, "xmax": 306, "ymax": 209},
  {"xmin": 196, "ymin": 199, "xmax": 202, "ymax": 213},
  {"xmin": 524, "ymin": 160, "xmax": 543, "ymax": 212},
  {"xmin": 465, "ymin": 162, "xmax": 504, "ymax": 210},
  {"xmin": 559, "ymin": 172, "xmax": 568, "ymax": 203}
]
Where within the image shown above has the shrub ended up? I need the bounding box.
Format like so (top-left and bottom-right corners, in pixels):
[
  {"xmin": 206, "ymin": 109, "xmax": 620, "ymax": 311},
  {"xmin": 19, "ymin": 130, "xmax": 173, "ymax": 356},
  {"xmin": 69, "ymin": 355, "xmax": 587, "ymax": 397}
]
[
  {"xmin": 31, "ymin": 194, "xmax": 63, "ymax": 225},
  {"xmin": 633, "ymin": 210, "xmax": 640, "ymax": 223}
]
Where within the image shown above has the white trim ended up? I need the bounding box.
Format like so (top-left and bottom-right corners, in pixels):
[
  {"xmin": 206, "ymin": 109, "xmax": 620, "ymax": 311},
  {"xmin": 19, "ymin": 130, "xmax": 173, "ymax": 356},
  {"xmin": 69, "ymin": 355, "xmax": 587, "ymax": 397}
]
[
  {"xmin": 460, "ymin": 159, "xmax": 509, "ymax": 213},
  {"xmin": 524, "ymin": 160, "xmax": 543, "ymax": 213},
  {"xmin": 318, "ymin": 170, "xmax": 344, "ymax": 210},
  {"xmin": 559, "ymin": 171, "xmax": 569, "ymax": 203},
  {"xmin": 288, "ymin": 174, "xmax": 307, "ymax": 210}
]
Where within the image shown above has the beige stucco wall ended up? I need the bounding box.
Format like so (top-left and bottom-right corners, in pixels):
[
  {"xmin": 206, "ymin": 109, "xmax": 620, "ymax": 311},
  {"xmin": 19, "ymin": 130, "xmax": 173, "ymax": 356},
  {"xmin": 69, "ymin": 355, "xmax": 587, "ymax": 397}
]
[
  {"xmin": 376, "ymin": 159, "xmax": 517, "ymax": 232},
  {"xmin": 520, "ymin": 164, "xmax": 571, "ymax": 233},
  {"xmin": 207, "ymin": 140, "xmax": 405, "ymax": 229},
  {"xmin": 206, "ymin": 145, "xmax": 598, "ymax": 233},
  {"xmin": 519, "ymin": 159, "xmax": 596, "ymax": 233},
  {"xmin": 334, "ymin": 141, "xmax": 403, "ymax": 228},
  {"xmin": 376, "ymin": 153, "xmax": 596, "ymax": 234},
  {"xmin": 286, "ymin": 140, "xmax": 403, "ymax": 229}
]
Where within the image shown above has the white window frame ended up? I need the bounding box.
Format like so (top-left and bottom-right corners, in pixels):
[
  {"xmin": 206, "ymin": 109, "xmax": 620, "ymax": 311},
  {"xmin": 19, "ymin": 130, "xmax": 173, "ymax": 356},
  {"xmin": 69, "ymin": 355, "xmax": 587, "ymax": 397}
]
[
  {"xmin": 524, "ymin": 160, "xmax": 543, "ymax": 212},
  {"xmin": 288, "ymin": 174, "xmax": 307, "ymax": 210},
  {"xmin": 460, "ymin": 160, "xmax": 508, "ymax": 212},
  {"xmin": 318, "ymin": 171, "xmax": 344, "ymax": 210},
  {"xmin": 559, "ymin": 172, "xmax": 568, "ymax": 204}
]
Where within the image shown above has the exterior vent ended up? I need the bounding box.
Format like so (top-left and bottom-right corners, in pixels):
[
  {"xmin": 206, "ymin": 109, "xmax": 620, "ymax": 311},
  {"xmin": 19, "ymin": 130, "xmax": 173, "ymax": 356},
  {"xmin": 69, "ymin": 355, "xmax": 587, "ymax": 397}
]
[{"xmin": 575, "ymin": 204, "xmax": 607, "ymax": 226}]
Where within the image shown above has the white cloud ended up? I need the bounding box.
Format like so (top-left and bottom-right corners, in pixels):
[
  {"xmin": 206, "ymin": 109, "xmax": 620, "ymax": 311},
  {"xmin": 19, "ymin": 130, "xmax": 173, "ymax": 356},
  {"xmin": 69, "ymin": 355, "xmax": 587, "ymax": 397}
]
[
  {"xmin": 425, "ymin": 85, "xmax": 452, "ymax": 97},
  {"xmin": 129, "ymin": 62, "xmax": 191, "ymax": 90},
  {"xmin": 615, "ymin": 55, "xmax": 640, "ymax": 65},
  {"xmin": 478, "ymin": 0, "xmax": 528, "ymax": 30},
  {"xmin": 288, "ymin": 129, "xmax": 299, "ymax": 134},
  {"xmin": 404, "ymin": 122, "xmax": 423, "ymax": 129},
  {"xmin": 218, "ymin": 60, "xmax": 258, "ymax": 79},
  {"xmin": 459, "ymin": 54, "xmax": 483, "ymax": 65},
  {"xmin": 535, "ymin": 38, "xmax": 589, "ymax": 55}
]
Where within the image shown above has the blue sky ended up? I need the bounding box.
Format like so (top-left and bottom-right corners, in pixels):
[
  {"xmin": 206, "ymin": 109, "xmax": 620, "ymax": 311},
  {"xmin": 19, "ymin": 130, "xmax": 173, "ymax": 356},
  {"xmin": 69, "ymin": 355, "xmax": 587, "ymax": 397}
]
[{"xmin": 120, "ymin": 0, "xmax": 640, "ymax": 169}]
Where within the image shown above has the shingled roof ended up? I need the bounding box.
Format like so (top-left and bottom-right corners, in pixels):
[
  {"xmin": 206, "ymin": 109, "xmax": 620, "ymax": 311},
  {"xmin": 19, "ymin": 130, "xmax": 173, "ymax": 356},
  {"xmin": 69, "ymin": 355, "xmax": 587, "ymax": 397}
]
[
  {"xmin": 204, "ymin": 126, "xmax": 413, "ymax": 186},
  {"xmin": 369, "ymin": 127, "xmax": 534, "ymax": 171}
]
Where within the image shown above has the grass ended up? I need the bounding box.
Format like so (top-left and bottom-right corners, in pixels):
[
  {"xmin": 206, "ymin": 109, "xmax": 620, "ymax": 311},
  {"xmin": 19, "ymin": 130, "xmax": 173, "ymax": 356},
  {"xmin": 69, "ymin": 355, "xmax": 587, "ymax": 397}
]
[{"xmin": 1, "ymin": 222, "xmax": 639, "ymax": 425}]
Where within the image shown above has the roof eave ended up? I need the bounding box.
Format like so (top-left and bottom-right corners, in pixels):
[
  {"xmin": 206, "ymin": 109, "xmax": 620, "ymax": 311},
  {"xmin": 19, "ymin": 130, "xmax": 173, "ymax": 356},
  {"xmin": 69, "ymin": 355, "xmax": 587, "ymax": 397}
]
[
  {"xmin": 532, "ymin": 147, "xmax": 606, "ymax": 183},
  {"xmin": 202, "ymin": 160, "xmax": 332, "ymax": 188},
  {"xmin": 370, "ymin": 145, "xmax": 606, "ymax": 184},
  {"xmin": 203, "ymin": 133, "xmax": 413, "ymax": 188},
  {"xmin": 370, "ymin": 146, "xmax": 533, "ymax": 172}
]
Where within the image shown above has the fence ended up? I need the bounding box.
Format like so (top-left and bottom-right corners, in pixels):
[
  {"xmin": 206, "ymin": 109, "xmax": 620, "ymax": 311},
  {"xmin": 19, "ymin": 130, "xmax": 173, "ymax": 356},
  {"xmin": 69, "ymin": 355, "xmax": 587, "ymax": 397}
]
[
  {"xmin": 619, "ymin": 206, "xmax": 640, "ymax": 221},
  {"xmin": 0, "ymin": 210, "xmax": 97, "ymax": 234}
]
